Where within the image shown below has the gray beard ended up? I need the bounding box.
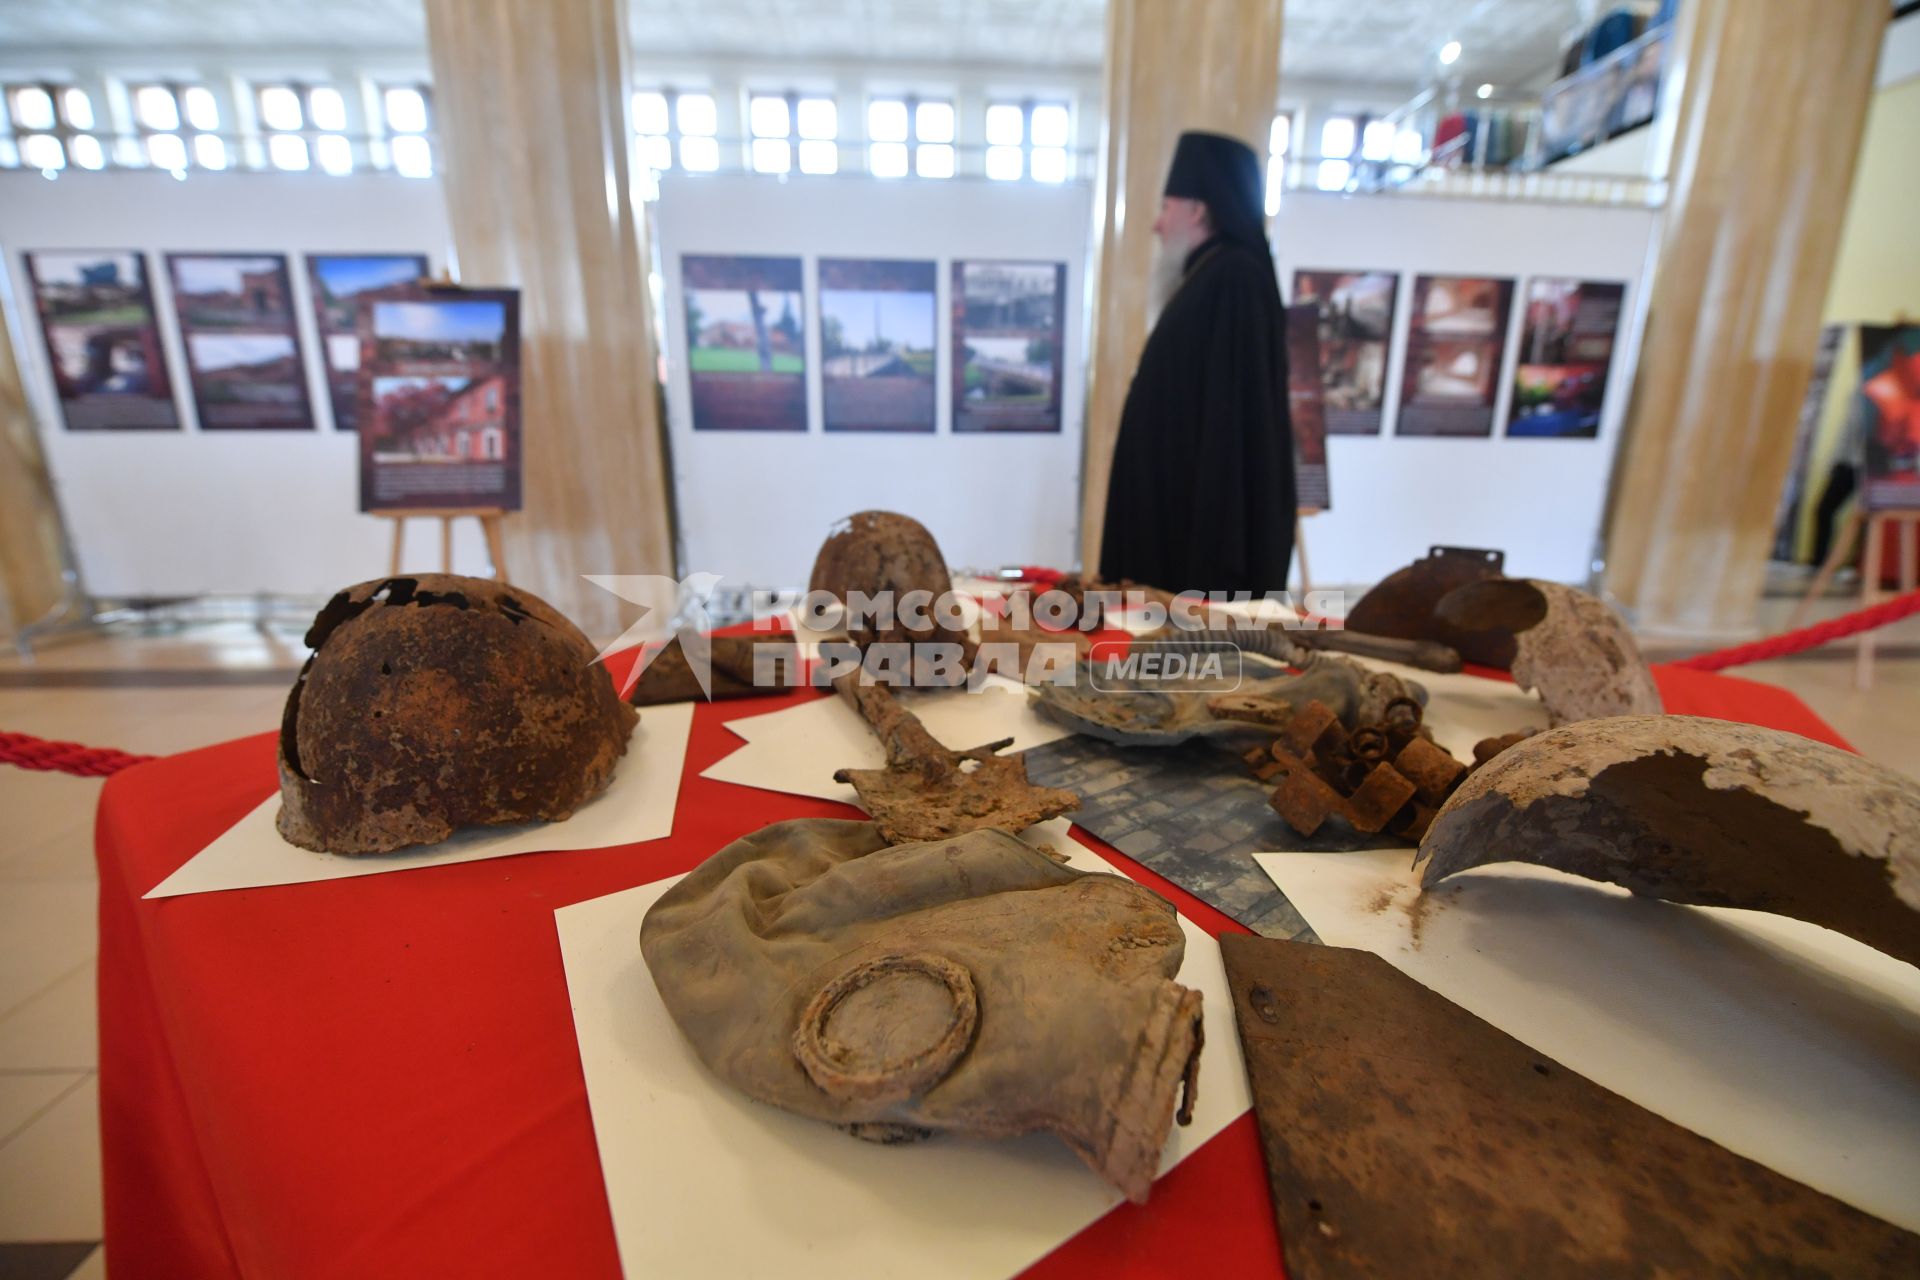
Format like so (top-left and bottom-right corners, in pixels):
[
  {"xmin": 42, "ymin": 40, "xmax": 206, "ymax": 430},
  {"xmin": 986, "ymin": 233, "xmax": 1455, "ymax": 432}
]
[{"xmin": 1146, "ymin": 236, "xmax": 1194, "ymax": 325}]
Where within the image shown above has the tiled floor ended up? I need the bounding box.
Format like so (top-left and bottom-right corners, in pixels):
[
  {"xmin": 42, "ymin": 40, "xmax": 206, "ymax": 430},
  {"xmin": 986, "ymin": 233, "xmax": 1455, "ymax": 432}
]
[{"xmin": 0, "ymin": 613, "xmax": 1913, "ymax": 1277}]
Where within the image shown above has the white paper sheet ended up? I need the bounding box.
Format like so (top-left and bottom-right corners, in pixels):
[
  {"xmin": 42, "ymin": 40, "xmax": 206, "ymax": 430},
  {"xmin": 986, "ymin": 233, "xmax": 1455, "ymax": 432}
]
[
  {"xmin": 556, "ymin": 820, "xmax": 1250, "ymax": 1280},
  {"xmin": 145, "ymin": 703, "xmax": 694, "ymax": 899},
  {"xmin": 705, "ymin": 676, "xmax": 1075, "ymax": 805},
  {"xmin": 1255, "ymin": 849, "xmax": 1920, "ymax": 1231}
]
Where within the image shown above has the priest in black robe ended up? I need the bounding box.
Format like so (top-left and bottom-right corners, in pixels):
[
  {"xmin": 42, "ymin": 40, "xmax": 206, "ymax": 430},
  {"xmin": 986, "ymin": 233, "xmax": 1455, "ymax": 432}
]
[{"xmin": 1099, "ymin": 130, "xmax": 1296, "ymax": 595}]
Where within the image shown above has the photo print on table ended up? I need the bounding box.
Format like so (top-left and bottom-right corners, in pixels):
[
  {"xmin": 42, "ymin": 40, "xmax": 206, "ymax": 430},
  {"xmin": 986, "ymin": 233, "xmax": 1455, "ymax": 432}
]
[
  {"xmin": 306, "ymin": 254, "xmax": 431, "ymax": 431},
  {"xmin": 166, "ymin": 252, "xmax": 314, "ymax": 430},
  {"xmin": 22, "ymin": 249, "xmax": 179, "ymax": 430},
  {"xmin": 951, "ymin": 259, "xmax": 1066, "ymax": 433},
  {"xmin": 683, "ymin": 254, "xmax": 807, "ymax": 431},
  {"xmin": 819, "ymin": 258, "xmax": 937, "ymax": 432}
]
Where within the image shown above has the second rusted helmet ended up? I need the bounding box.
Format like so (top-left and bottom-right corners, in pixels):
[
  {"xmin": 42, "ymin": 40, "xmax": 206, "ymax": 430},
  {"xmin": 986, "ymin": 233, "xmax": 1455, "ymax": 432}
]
[
  {"xmin": 809, "ymin": 511, "xmax": 973, "ymax": 655},
  {"xmin": 276, "ymin": 574, "xmax": 638, "ymax": 854}
]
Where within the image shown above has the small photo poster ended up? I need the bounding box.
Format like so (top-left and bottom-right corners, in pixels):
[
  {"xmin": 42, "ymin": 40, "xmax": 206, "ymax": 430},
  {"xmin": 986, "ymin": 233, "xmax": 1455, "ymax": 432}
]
[
  {"xmin": 166, "ymin": 253, "xmax": 314, "ymax": 430},
  {"xmin": 1292, "ymin": 269, "xmax": 1398, "ymax": 436},
  {"xmin": 1398, "ymin": 274, "xmax": 1515, "ymax": 438},
  {"xmin": 306, "ymin": 254, "xmax": 431, "ymax": 431},
  {"xmin": 1286, "ymin": 303, "xmax": 1331, "ymax": 511},
  {"xmin": 819, "ymin": 258, "xmax": 937, "ymax": 433},
  {"xmin": 357, "ymin": 286, "xmax": 522, "ymax": 512},
  {"xmin": 683, "ymin": 255, "xmax": 807, "ymax": 431},
  {"xmin": 952, "ymin": 260, "xmax": 1066, "ymax": 433},
  {"xmin": 22, "ymin": 250, "xmax": 179, "ymax": 431},
  {"xmin": 1858, "ymin": 324, "xmax": 1920, "ymax": 512},
  {"xmin": 1508, "ymin": 278, "xmax": 1626, "ymax": 439}
]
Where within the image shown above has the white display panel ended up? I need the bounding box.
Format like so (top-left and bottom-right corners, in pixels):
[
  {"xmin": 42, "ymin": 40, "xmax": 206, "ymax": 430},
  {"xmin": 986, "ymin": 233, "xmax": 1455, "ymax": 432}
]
[{"xmin": 655, "ymin": 173, "xmax": 1092, "ymax": 590}]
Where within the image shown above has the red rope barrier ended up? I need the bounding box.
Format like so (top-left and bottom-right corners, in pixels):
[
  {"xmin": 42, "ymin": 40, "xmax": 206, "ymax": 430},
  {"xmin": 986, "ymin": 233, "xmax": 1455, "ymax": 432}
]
[
  {"xmin": 1671, "ymin": 587, "xmax": 1920, "ymax": 671},
  {"xmin": 0, "ymin": 731, "xmax": 156, "ymax": 778}
]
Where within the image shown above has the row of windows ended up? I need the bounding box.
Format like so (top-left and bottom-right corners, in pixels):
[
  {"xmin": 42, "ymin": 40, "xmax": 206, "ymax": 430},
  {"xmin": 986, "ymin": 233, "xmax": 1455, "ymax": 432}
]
[
  {"xmin": 631, "ymin": 89, "xmax": 1073, "ymax": 193},
  {"xmin": 0, "ymin": 79, "xmax": 434, "ymax": 176},
  {"xmin": 1263, "ymin": 111, "xmax": 1429, "ymax": 210}
]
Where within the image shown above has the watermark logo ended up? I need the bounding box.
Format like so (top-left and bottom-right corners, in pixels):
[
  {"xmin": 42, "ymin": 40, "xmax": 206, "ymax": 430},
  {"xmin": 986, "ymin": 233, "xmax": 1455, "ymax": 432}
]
[{"xmin": 587, "ymin": 576, "xmax": 1343, "ymax": 693}]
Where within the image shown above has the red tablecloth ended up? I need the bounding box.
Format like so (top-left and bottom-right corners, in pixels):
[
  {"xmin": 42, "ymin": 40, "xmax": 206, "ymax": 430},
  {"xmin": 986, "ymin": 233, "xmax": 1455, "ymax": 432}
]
[{"xmin": 95, "ymin": 662, "xmax": 1849, "ymax": 1278}]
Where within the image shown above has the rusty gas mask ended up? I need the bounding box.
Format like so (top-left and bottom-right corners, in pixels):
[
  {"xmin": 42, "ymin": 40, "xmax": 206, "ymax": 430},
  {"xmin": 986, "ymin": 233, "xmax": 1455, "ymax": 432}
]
[
  {"xmin": 277, "ymin": 574, "xmax": 638, "ymax": 854},
  {"xmin": 640, "ymin": 818, "xmax": 1204, "ymax": 1203}
]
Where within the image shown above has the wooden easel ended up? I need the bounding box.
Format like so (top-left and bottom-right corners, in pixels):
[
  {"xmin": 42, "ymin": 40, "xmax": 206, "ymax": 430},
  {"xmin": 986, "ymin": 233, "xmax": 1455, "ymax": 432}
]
[
  {"xmin": 386, "ymin": 508, "xmax": 509, "ymax": 581},
  {"xmin": 1790, "ymin": 506, "xmax": 1919, "ymax": 689},
  {"xmin": 1293, "ymin": 509, "xmax": 1321, "ymax": 595}
]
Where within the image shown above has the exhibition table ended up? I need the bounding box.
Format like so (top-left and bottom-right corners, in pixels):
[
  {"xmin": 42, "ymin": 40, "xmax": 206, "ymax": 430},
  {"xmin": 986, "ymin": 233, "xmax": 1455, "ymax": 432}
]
[{"xmin": 95, "ymin": 662, "xmax": 1847, "ymax": 1279}]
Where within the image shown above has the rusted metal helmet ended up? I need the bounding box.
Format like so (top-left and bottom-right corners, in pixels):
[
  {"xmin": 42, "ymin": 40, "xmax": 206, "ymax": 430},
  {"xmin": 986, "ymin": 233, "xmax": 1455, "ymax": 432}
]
[
  {"xmin": 276, "ymin": 574, "xmax": 638, "ymax": 854},
  {"xmin": 809, "ymin": 511, "xmax": 973, "ymax": 655}
]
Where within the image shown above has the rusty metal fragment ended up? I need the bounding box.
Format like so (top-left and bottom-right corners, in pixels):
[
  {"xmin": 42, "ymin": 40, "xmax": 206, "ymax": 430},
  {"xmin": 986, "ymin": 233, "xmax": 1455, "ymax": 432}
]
[
  {"xmin": 1418, "ymin": 714, "xmax": 1920, "ymax": 968},
  {"xmin": 809, "ymin": 511, "xmax": 974, "ymax": 661},
  {"xmin": 831, "ymin": 673, "xmax": 1078, "ymax": 843},
  {"xmin": 1252, "ymin": 697, "xmax": 1465, "ymax": 841},
  {"xmin": 1345, "ymin": 545, "xmax": 1516, "ymax": 667},
  {"xmin": 628, "ymin": 634, "xmax": 798, "ymax": 704},
  {"xmin": 643, "ymin": 819, "xmax": 1204, "ymax": 1204},
  {"xmin": 277, "ymin": 574, "xmax": 637, "ymax": 854},
  {"xmin": 1219, "ymin": 934, "xmax": 1920, "ymax": 1279},
  {"xmin": 1433, "ymin": 578, "xmax": 1660, "ymax": 726}
]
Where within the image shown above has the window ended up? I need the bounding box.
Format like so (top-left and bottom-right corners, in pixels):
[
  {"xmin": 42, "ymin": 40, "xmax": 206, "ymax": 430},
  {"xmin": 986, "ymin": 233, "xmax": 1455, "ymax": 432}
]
[
  {"xmin": 747, "ymin": 92, "xmax": 837, "ymax": 175},
  {"xmin": 2, "ymin": 83, "xmax": 100, "ymax": 171},
  {"xmin": 1391, "ymin": 126, "xmax": 1426, "ymax": 166},
  {"xmin": 1360, "ymin": 120, "xmax": 1395, "ymax": 163},
  {"xmin": 632, "ymin": 88, "xmax": 719, "ymax": 197},
  {"xmin": 1317, "ymin": 115, "xmax": 1355, "ymax": 191},
  {"xmin": 253, "ymin": 82, "xmax": 354, "ymax": 173},
  {"xmin": 1264, "ymin": 111, "xmax": 1292, "ymax": 215},
  {"xmin": 984, "ymin": 99, "xmax": 1071, "ymax": 182},
  {"xmin": 380, "ymin": 84, "xmax": 433, "ymax": 178},
  {"xmin": 676, "ymin": 92, "xmax": 719, "ymax": 172},
  {"xmin": 131, "ymin": 83, "xmax": 225, "ymax": 171},
  {"xmin": 867, "ymin": 96, "xmax": 953, "ymax": 179}
]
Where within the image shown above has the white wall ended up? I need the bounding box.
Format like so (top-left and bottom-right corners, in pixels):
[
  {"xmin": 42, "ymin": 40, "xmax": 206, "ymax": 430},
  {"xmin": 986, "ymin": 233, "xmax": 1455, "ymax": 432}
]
[
  {"xmin": 1271, "ymin": 189, "xmax": 1659, "ymax": 587},
  {"xmin": 656, "ymin": 172, "xmax": 1091, "ymax": 589},
  {"xmin": 0, "ymin": 168, "xmax": 469, "ymax": 598}
]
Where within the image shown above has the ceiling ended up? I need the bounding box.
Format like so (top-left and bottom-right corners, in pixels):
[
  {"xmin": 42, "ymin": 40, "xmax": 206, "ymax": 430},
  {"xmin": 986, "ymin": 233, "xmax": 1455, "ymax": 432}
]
[{"xmin": 0, "ymin": 0, "xmax": 1590, "ymax": 88}]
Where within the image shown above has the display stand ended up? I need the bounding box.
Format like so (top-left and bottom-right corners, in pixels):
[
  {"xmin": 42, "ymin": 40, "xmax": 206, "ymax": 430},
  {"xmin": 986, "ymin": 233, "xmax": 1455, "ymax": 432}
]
[
  {"xmin": 384, "ymin": 508, "xmax": 508, "ymax": 581},
  {"xmin": 1294, "ymin": 509, "xmax": 1320, "ymax": 595},
  {"xmin": 1790, "ymin": 507, "xmax": 1919, "ymax": 689}
]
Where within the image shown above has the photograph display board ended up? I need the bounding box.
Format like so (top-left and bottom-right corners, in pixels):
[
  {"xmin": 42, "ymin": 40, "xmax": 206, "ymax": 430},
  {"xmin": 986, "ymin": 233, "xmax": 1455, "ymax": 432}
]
[
  {"xmin": 818, "ymin": 258, "xmax": 938, "ymax": 433},
  {"xmin": 1286, "ymin": 303, "xmax": 1331, "ymax": 510},
  {"xmin": 1399, "ymin": 274, "xmax": 1515, "ymax": 438},
  {"xmin": 951, "ymin": 259, "xmax": 1067, "ymax": 433},
  {"xmin": 1507, "ymin": 278, "xmax": 1625, "ymax": 439},
  {"xmin": 683, "ymin": 255, "xmax": 807, "ymax": 431},
  {"xmin": 357, "ymin": 286, "xmax": 522, "ymax": 512},
  {"xmin": 306, "ymin": 253, "xmax": 431, "ymax": 431},
  {"xmin": 1291, "ymin": 269, "xmax": 1397, "ymax": 436},
  {"xmin": 166, "ymin": 252, "xmax": 314, "ymax": 430},
  {"xmin": 21, "ymin": 249, "xmax": 178, "ymax": 431},
  {"xmin": 1858, "ymin": 324, "xmax": 1920, "ymax": 512}
]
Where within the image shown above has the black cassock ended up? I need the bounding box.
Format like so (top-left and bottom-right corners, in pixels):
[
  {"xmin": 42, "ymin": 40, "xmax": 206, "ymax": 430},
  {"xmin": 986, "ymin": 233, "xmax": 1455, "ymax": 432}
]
[{"xmin": 1099, "ymin": 237, "xmax": 1296, "ymax": 596}]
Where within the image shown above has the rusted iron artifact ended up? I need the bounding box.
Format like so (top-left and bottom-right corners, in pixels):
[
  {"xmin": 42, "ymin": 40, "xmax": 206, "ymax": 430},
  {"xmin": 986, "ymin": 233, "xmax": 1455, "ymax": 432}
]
[
  {"xmin": 809, "ymin": 510, "xmax": 975, "ymax": 661},
  {"xmin": 1434, "ymin": 578, "xmax": 1661, "ymax": 726},
  {"xmin": 1235, "ymin": 697, "xmax": 1467, "ymax": 842},
  {"xmin": 1032, "ymin": 652, "xmax": 1427, "ymax": 747},
  {"xmin": 1219, "ymin": 935, "xmax": 1920, "ymax": 1279},
  {"xmin": 641, "ymin": 819, "xmax": 1204, "ymax": 1204},
  {"xmin": 627, "ymin": 634, "xmax": 798, "ymax": 705},
  {"xmin": 277, "ymin": 575, "xmax": 637, "ymax": 854},
  {"xmin": 1418, "ymin": 715, "xmax": 1920, "ymax": 968},
  {"xmin": 1344, "ymin": 545, "xmax": 1516, "ymax": 668},
  {"xmin": 832, "ymin": 673, "xmax": 1078, "ymax": 843}
]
